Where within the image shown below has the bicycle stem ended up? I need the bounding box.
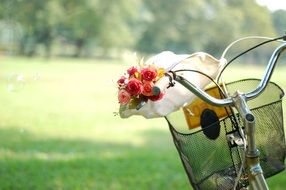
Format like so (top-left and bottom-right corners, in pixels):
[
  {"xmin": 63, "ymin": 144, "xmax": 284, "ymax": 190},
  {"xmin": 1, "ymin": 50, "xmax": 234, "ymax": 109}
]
[{"xmin": 233, "ymin": 92, "xmax": 269, "ymax": 190}]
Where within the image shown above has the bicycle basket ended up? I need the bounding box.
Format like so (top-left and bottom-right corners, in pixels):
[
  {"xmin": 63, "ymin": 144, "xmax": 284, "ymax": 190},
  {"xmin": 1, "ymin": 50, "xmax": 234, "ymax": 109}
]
[{"xmin": 165, "ymin": 79, "xmax": 286, "ymax": 190}]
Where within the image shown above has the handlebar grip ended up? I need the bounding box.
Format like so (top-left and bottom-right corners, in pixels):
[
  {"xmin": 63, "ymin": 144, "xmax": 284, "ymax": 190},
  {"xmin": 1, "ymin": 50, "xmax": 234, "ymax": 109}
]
[{"xmin": 152, "ymin": 76, "xmax": 171, "ymax": 96}]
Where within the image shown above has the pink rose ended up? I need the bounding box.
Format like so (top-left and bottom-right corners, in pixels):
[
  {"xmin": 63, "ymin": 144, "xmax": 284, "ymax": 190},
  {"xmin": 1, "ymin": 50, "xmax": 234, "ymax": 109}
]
[
  {"xmin": 149, "ymin": 92, "xmax": 164, "ymax": 101},
  {"xmin": 118, "ymin": 89, "xmax": 131, "ymax": 104},
  {"xmin": 117, "ymin": 76, "xmax": 126, "ymax": 86},
  {"xmin": 126, "ymin": 78, "xmax": 143, "ymax": 96},
  {"xmin": 127, "ymin": 66, "xmax": 138, "ymax": 76},
  {"xmin": 141, "ymin": 67, "xmax": 157, "ymax": 81},
  {"xmin": 142, "ymin": 82, "xmax": 154, "ymax": 96}
]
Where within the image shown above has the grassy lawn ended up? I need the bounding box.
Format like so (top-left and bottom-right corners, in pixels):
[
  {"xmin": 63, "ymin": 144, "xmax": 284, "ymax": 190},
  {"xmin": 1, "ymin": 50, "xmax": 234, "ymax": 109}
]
[{"xmin": 0, "ymin": 56, "xmax": 285, "ymax": 189}]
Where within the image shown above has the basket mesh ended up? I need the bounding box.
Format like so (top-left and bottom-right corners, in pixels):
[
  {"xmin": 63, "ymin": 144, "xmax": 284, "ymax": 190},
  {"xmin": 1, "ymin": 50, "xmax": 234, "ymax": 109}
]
[{"xmin": 166, "ymin": 79, "xmax": 286, "ymax": 190}]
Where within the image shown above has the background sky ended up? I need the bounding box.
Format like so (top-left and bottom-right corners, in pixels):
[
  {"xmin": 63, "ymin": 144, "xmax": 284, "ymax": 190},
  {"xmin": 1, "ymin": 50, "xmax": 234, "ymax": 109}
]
[{"xmin": 256, "ymin": 0, "xmax": 286, "ymax": 11}]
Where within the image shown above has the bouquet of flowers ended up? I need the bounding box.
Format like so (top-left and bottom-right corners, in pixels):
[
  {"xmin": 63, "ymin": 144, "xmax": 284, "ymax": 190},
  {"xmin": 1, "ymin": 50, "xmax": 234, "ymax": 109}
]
[{"xmin": 117, "ymin": 65, "xmax": 165, "ymax": 109}]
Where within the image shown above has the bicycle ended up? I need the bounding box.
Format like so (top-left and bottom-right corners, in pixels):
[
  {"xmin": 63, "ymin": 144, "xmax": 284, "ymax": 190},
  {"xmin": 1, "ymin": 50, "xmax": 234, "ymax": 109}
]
[{"xmin": 153, "ymin": 35, "xmax": 286, "ymax": 189}]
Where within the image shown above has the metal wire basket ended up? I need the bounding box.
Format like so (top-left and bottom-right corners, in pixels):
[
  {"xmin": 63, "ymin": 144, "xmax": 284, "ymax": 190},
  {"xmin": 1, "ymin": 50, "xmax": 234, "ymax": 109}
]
[{"xmin": 165, "ymin": 79, "xmax": 286, "ymax": 190}]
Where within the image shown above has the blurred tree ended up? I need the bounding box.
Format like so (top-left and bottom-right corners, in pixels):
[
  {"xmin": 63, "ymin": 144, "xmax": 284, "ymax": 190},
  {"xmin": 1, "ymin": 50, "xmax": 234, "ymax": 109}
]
[
  {"xmin": 271, "ymin": 9, "xmax": 286, "ymax": 36},
  {"xmin": 0, "ymin": 0, "xmax": 281, "ymax": 59},
  {"xmin": 55, "ymin": 0, "xmax": 101, "ymax": 57},
  {"xmin": 5, "ymin": 0, "xmax": 57, "ymax": 57},
  {"xmin": 236, "ymin": 0, "xmax": 275, "ymax": 36},
  {"xmin": 196, "ymin": 0, "xmax": 242, "ymax": 56},
  {"xmin": 0, "ymin": 0, "xmax": 23, "ymax": 54},
  {"xmin": 226, "ymin": 0, "xmax": 277, "ymax": 63},
  {"xmin": 202, "ymin": 0, "xmax": 276, "ymax": 57},
  {"xmin": 96, "ymin": 0, "xmax": 141, "ymax": 55},
  {"xmin": 0, "ymin": 0, "xmax": 141, "ymax": 57},
  {"xmin": 55, "ymin": 0, "xmax": 141, "ymax": 57},
  {"xmin": 136, "ymin": 0, "xmax": 277, "ymax": 58},
  {"xmin": 136, "ymin": 0, "xmax": 208, "ymax": 53}
]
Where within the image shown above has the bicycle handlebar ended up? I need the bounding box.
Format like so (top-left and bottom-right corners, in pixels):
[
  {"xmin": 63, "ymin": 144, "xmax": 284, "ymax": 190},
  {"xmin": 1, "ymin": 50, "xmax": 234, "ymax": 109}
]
[
  {"xmin": 245, "ymin": 42, "xmax": 286, "ymax": 100},
  {"xmin": 155, "ymin": 42, "xmax": 286, "ymax": 107}
]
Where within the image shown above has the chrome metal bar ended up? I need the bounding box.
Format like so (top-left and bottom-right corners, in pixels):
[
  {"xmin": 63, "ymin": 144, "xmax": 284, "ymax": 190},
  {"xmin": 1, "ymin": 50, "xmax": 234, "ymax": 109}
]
[
  {"xmin": 245, "ymin": 42, "xmax": 286, "ymax": 100},
  {"xmin": 233, "ymin": 92, "xmax": 269, "ymax": 190},
  {"xmin": 233, "ymin": 92, "xmax": 259, "ymax": 157},
  {"xmin": 174, "ymin": 75, "xmax": 234, "ymax": 107}
]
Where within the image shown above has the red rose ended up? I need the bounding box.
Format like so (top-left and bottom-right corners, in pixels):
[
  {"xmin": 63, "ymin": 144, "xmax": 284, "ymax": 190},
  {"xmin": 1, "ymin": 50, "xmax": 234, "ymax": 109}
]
[
  {"xmin": 127, "ymin": 66, "xmax": 138, "ymax": 76},
  {"xmin": 142, "ymin": 82, "xmax": 154, "ymax": 96},
  {"xmin": 149, "ymin": 92, "xmax": 164, "ymax": 101},
  {"xmin": 141, "ymin": 67, "xmax": 157, "ymax": 81},
  {"xmin": 117, "ymin": 76, "xmax": 126, "ymax": 86},
  {"xmin": 126, "ymin": 78, "xmax": 143, "ymax": 96},
  {"xmin": 118, "ymin": 89, "xmax": 131, "ymax": 104}
]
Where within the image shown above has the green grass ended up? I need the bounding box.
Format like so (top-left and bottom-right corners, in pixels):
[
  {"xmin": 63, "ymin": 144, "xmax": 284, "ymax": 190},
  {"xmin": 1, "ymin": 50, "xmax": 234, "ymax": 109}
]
[{"xmin": 0, "ymin": 56, "xmax": 285, "ymax": 189}]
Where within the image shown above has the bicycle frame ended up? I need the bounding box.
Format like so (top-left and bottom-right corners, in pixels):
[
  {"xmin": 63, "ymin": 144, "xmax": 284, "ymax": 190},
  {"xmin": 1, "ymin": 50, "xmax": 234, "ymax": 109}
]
[{"xmin": 170, "ymin": 42, "xmax": 286, "ymax": 190}]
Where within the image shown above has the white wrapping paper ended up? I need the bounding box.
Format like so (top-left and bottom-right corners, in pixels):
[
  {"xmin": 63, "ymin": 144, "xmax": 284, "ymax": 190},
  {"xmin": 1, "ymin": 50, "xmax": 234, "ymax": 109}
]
[{"xmin": 119, "ymin": 51, "xmax": 226, "ymax": 118}]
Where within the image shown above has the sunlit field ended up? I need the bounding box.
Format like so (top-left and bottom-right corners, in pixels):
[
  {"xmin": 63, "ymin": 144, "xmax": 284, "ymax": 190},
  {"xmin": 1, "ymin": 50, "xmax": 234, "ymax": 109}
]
[{"xmin": 0, "ymin": 56, "xmax": 285, "ymax": 190}]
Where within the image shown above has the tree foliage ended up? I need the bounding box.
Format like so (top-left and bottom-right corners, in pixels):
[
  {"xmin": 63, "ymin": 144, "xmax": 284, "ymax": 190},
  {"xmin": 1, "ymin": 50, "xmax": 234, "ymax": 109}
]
[
  {"xmin": 0, "ymin": 0, "xmax": 283, "ymax": 58},
  {"xmin": 271, "ymin": 9, "xmax": 286, "ymax": 36},
  {"xmin": 137, "ymin": 0, "xmax": 277, "ymax": 57}
]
